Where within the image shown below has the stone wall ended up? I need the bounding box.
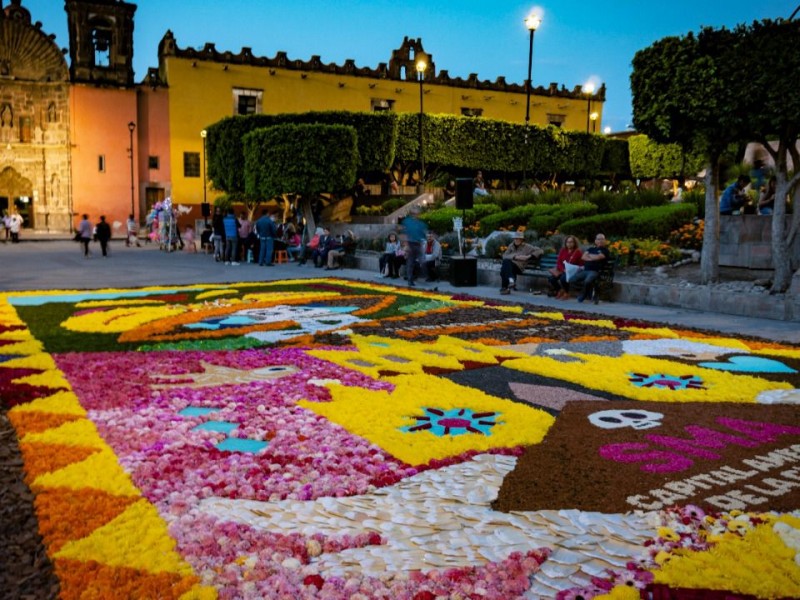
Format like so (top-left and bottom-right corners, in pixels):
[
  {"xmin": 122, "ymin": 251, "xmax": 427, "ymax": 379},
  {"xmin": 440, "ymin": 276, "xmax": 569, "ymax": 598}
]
[{"xmin": 719, "ymin": 215, "xmax": 795, "ymax": 269}]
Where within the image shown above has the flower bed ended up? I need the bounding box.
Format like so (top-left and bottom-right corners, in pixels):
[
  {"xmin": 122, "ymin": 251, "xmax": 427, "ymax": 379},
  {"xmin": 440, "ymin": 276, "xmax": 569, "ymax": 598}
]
[{"xmin": 1, "ymin": 278, "xmax": 798, "ymax": 599}]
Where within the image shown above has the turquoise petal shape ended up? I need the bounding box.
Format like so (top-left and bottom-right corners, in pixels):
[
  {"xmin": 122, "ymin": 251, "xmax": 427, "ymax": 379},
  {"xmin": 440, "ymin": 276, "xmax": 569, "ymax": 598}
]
[
  {"xmin": 216, "ymin": 438, "xmax": 269, "ymax": 453},
  {"xmin": 699, "ymin": 355, "xmax": 797, "ymax": 374}
]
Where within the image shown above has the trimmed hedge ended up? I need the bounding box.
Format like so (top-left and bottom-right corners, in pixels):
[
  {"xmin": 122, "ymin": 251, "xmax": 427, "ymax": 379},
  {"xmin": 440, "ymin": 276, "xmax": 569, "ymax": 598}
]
[
  {"xmin": 208, "ymin": 111, "xmax": 396, "ymax": 193},
  {"xmin": 243, "ymin": 124, "xmax": 358, "ymax": 197},
  {"xmin": 560, "ymin": 203, "xmax": 696, "ymax": 240},
  {"xmin": 528, "ymin": 202, "xmax": 598, "ymax": 235}
]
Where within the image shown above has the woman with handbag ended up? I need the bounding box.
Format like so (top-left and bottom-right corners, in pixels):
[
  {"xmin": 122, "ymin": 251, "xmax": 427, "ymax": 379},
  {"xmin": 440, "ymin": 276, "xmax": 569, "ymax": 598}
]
[{"xmin": 548, "ymin": 235, "xmax": 583, "ymax": 299}]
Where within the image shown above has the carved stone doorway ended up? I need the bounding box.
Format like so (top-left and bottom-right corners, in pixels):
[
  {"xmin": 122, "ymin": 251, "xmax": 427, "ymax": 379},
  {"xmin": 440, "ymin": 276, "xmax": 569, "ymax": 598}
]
[{"xmin": 0, "ymin": 167, "xmax": 34, "ymax": 228}]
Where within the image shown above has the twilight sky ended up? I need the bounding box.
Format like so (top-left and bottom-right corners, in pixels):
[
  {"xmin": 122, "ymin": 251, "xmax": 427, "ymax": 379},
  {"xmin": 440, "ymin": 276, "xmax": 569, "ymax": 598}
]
[{"xmin": 21, "ymin": 0, "xmax": 796, "ymax": 133}]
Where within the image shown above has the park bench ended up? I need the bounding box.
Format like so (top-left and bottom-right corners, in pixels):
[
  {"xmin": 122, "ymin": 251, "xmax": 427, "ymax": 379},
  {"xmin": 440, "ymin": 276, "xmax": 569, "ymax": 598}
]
[{"xmin": 521, "ymin": 253, "xmax": 618, "ymax": 302}]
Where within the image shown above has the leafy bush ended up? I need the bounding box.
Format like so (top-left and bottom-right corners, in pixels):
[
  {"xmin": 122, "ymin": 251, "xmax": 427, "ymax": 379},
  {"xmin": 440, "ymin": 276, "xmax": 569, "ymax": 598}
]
[
  {"xmin": 560, "ymin": 209, "xmax": 639, "ymax": 240},
  {"xmin": 629, "ymin": 204, "xmax": 696, "ymax": 239},
  {"xmin": 683, "ymin": 189, "xmax": 706, "ymax": 219},
  {"xmin": 560, "ymin": 203, "xmax": 695, "ymax": 241},
  {"xmin": 530, "ymin": 202, "xmax": 598, "ymax": 235},
  {"xmin": 484, "ymin": 233, "xmax": 514, "ymax": 259},
  {"xmin": 669, "ymin": 219, "xmax": 704, "ymax": 250},
  {"xmin": 478, "ymin": 204, "xmax": 557, "ymax": 235},
  {"xmin": 608, "ymin": 238, "xmax": 682, "ymax": 266}
]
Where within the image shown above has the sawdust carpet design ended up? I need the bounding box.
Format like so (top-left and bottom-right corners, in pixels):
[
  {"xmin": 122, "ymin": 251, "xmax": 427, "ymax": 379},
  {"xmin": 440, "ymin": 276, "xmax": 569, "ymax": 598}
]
[{"xmin": 1, "ymin": 278, "xmax": 799, "ymax": 599}]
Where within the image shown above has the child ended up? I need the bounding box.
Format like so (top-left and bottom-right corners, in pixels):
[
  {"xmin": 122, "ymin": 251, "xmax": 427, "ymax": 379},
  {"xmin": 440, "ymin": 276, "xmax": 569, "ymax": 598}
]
[{"xmin": 184, "ymin": 225, "xmax": 197, "ymax": 253}]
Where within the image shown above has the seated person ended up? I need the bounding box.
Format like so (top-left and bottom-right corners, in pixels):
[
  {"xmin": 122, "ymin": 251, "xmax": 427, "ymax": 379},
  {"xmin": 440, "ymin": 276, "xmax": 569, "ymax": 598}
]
[
  {"xmin": 284, "ymin": 228, "xmax": 303, "ymax": 260},
  {"xmin": 443, "ymin": 179, "xmax": 457, "ymax": 201},
  {"xmin": 474, "ymin": 170, "xmax": 489, "ymax": 197},
  {"xmin": 719, "ymin": 175, "xmax": 751, "ymax": 215},
  {"xmin": 353, "ymin": 178, "xmax": 370, "ymax": 201},
  {"xmin": 200, "ymin": 225, "xmax": 213, "ymax": 253},
  {"xmin": 326, "ymin": 231, "xmax": 356, "ymax": 270},
  {"xmin": 758, "ymin": 177, "xmax": 776, "ymax": 215},
  {"xmin": 379, "ymin": 232, "xmax": 402, "ymax": 278},
  {"xmin": 548, "ymin": 235, "xmax": 583, "ymax": 299},
  {"xmin": 571, "ymin": 233, "xmax": 610, "ymax": 304},
  {"xmin": 312, "ymin": 228, "xmax": 332, "ymax": 268},
  {"xmin": 499, "ymin": 232, "xmax": 543, "ymax": 295},
  {"xmin": 422, "ymin": 231, "xmax": 442, "ymax": 282}
]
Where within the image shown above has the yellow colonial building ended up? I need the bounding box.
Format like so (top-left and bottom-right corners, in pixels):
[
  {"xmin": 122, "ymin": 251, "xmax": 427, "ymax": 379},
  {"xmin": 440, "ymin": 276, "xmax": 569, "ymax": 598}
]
[{"xmin": 154, "ymin": 33, "xmax": 605, "ymax": 207}]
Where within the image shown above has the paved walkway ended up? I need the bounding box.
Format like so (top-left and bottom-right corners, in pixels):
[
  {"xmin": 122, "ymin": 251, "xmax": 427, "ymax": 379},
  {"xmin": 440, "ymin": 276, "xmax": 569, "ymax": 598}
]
[{"xmin": 2, "ymin": 239, "xmax": 798, "ymax": 343}]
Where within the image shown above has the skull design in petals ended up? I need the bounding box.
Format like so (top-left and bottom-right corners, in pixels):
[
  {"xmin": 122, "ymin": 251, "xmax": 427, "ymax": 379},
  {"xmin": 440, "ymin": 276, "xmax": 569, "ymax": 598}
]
[{"xmin": 588, "ymin": 409, "xmax": 664, "ymax": 430}]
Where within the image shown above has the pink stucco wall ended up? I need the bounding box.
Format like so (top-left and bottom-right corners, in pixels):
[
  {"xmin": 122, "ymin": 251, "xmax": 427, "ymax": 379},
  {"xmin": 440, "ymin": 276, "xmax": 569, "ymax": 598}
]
[{"xmin": 69, "ymin": 85, "xmax": 138, "ymax": 233}]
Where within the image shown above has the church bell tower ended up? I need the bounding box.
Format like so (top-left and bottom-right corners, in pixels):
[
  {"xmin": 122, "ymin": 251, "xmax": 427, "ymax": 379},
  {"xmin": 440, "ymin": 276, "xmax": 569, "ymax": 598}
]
[{"xmin": 65, "ymin": 0, "xmax": 136, "ymax": 87}]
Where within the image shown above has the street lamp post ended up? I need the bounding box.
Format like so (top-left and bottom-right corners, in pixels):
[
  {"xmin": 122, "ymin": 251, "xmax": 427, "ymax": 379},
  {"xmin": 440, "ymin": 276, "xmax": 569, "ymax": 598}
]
[
  {"xmin": 127, "ymin": 121, "xmax": 136, "ymax": 219},
  {"xmin": 590, "ymin": 111, "xmax": 599, "ymax": 133},
  {"xmin": 582, "ymin": 82, "xmax": 595, "ymax": 133},
  {"xmin": 524, "ymin": 13, "xmax": 541, "ymax": 130},
  {"xmin": 416, "ymin": 60, "xmax": 427, "ymax": 193},
  {"xmin": 200, "ymin": 129, "xmax": 208, "ymax": 226},
  {"xmin": 523, "ymin": 13, "xmax": 542, "ymax": 185}
]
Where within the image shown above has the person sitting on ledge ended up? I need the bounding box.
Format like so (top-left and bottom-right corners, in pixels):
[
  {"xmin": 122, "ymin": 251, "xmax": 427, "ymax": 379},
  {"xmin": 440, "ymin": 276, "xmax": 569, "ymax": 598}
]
[
  {"xmin": 500, "ymin": 232, "xmax": 542, "ymax": 295},
  {"xmin": 720, "ymin": 175, "xmax": 751, "ymax": 215},
  {"xmin": 571, "ymin": 233, "xmax": 610, "ymax": 304}
]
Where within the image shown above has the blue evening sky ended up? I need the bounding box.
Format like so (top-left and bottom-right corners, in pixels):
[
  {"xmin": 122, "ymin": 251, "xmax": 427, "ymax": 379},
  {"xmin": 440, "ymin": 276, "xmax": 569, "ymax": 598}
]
[{"xmin": 21, "ymin": 0, "xmax": 795, "ymax": 133}]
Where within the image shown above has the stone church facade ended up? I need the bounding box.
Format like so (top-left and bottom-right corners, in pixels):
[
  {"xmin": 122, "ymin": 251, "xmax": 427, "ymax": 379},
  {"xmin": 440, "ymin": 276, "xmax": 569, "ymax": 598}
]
[{"xmin": 0, "ymin": 0, "xmax": 72, "ymax": 232}]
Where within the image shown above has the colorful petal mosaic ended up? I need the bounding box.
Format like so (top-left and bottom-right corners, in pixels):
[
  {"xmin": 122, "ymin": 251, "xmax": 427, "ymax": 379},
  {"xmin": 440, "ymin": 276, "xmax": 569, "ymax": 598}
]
[{"xmin": 1, "ymin": 278, "xmax": 798, "ymax": 599}]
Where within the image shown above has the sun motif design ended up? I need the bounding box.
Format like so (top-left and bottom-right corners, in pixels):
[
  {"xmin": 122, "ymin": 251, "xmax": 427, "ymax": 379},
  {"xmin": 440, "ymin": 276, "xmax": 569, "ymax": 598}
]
[
  {"xmin": 628, "ymin": 373, "xmax": 705, "ymax": 390},
  {"xmin": 400, "ymin": 408, "xmax": 501, "ymax": 437}
]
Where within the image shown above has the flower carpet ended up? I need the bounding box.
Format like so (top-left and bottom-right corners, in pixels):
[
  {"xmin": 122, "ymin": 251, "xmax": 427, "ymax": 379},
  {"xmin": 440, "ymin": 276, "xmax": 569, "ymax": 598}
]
[{"xmin": 0, "ymin": 277, "xmax": 799, "ymax": 599}]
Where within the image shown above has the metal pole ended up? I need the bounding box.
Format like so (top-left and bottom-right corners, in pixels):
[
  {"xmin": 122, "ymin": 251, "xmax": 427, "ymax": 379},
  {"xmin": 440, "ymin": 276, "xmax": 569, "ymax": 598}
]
[
  {"xmin": 202, "ymin": 135, "xmax": 208, "ymax": 226},
  {"xmin": 790, "ymin": 4, "xmax": 800, "ymax": 19},
  {"xmin": 586, "ymin": 96, "xmax": 591, "ymax": 133},
  {"xmin": 128, "ymin": 122, "xmax": 135, "ymax": 219},
  {"xmin": 523, "ymin": 28, "xmax": 535, "ymax": 184},
  {"xmin": 418, "ymin": 71, "xmax": 424, "ymax": 193},
  {"xmin": 525, "ymin": 28, "xmax": 534, "ymax": 128}
]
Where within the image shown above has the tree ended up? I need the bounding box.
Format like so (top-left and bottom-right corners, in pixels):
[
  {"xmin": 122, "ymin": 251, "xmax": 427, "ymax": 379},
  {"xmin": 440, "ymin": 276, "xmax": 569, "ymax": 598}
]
[
  {"xmin": 628, "ymin": 134, "xmax": 703, "ymax": 182},
  {"xmin": 243, "ymin": 123, "xmax": 358, "ymax": 233},
  {"xmin": 740, "ymin": 20, "xmax": 800, "ymax": 292},
  {"xmin": 631, "ymin": 26, "xmax": 748, "ymax": 283}
]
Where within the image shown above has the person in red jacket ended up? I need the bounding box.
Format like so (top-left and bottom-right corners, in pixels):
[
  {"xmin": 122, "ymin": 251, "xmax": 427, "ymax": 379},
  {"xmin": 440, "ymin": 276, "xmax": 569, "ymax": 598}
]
[{"xmin": 548, "ymin": 235, "xmax": 583, "ymax": 299}]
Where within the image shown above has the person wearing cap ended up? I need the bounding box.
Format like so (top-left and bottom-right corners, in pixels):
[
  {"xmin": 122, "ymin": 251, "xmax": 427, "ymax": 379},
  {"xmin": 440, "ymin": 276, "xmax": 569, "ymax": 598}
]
[{"xmin": 499, "ymin": 231, "xmax": 542, "ymax": 295}]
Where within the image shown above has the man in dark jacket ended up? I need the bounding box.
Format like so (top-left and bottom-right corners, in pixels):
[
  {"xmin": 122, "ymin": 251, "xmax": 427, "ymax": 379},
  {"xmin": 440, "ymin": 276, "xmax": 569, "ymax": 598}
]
[
  {"xmin": 255, "ymin": 210, "xmax": 277, "ymax": 266},
  {"xmin": 94, "ymin": 215, "xmax": 112, "ymax": 258}
]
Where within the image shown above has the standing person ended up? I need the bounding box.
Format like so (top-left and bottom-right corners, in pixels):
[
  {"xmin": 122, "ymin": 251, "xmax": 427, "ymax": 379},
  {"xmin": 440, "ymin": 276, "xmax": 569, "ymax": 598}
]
[
  {"xmin": 719, "ymin": 175, "xmax": 751, "ymax": 215},
  {"xmin": 126, "ymin": 214, "xmax": 141, "ymax": 247},
  {"xmin": 499, "ymin": 232, "xmax": 541, "ymax": 295},
  {"xmin": 572, "ymin": 233, "xmax": 610, "ymax": 304},
  {"xmin": 222, "ymin": 209, "xmax": 239, "ymax": 265},
  {"xmin": 237, "ymin": 212, "xmax": 253, "ymax": 262},
  {"xmin": 400, "ymin": 206, "xmax": 427, "ymax": 287},
  {"xmin": 3, "ymin": 212, "xmax": 11, "ymax": 243},
  {"xmin": 547, "ymin": 235, "xmax": 583, "ymax": 299},
  {"xmin": 422, "ymin": 231, "xmax": 442, "ymax": 282},
  {"xmin": 379, "ymin": 232, "xmax": 402, "ymax": 278},
  {"xmin": 95, "ymin": 215, "xmax": 112, "ymax": 257},
  {"xmin": 211, "ymin": 206, "xmax": 226, "ymax": 262},
  {"xmin": 8, "ymin": 212, "xmax": 22, "ymax": 243},
  {"xmin": 255, "ymin": 209, "xmax": 277, "ymax": 266},
  {"xmin": 78, "ymin": 214, "xmax": 93, "ymax": 258}
]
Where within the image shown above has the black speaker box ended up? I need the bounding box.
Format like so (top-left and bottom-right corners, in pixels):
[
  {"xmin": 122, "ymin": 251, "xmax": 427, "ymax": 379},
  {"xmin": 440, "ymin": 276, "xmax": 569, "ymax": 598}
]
[
  {"xmin": 455, "ymin": 178, "xmax": 473, "ymax": 210},
  {"xmin": 201, "ymin": 202, "xmax": 211, "ymax": 217},
  {"xmin": 450, "ymin": 257, "xmax": 477, "ymax": 287}
]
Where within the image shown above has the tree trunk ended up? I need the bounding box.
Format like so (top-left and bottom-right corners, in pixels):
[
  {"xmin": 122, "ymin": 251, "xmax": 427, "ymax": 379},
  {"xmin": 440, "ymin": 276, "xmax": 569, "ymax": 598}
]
[
  {"xmin": 770, "ymin": 172, "xmax": 792, "ymax": 292},
  {"xmin": 700, "ymin": 159, "xmax": 720, "ymax": 284},
  {"xmin": 300, "ymin": 196, "xmax": 315, "ymax": 245}
]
